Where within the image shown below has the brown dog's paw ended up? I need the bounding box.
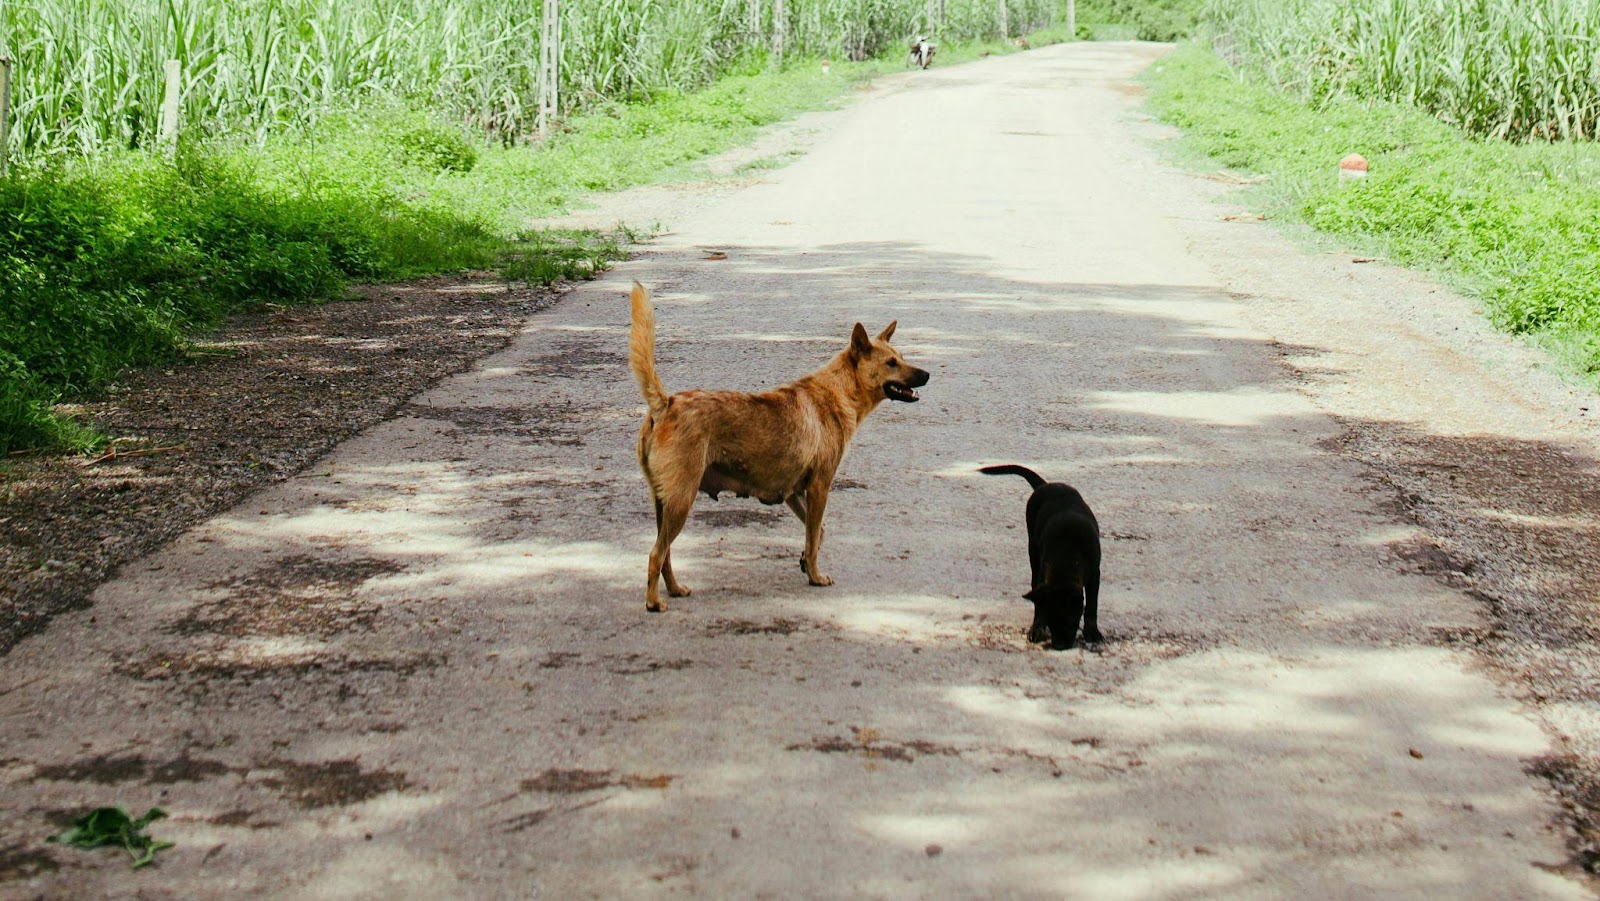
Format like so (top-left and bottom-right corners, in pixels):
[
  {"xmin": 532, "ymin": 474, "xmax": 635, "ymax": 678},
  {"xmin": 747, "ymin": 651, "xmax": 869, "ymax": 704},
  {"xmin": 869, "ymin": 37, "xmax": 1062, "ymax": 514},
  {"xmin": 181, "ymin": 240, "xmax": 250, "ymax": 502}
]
[
  {"xmin": 646, "ymin": 598, "xmax": 668, "ymax": 613},
  {"xmin": 668, "ymin": 584, "xmax": 693, "ymax": 598},
  {"xmin": 800, "ymin": 558, "xmax": 833, "ymax": 586}
]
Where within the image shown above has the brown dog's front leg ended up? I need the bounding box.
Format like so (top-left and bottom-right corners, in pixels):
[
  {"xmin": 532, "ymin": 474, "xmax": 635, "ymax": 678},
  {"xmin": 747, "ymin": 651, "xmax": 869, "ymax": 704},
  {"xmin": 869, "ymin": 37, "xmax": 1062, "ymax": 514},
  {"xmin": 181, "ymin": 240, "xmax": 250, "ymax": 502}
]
[{"xmin": 800, "ymin": 481, "xmax": 833, "ymax": 586}]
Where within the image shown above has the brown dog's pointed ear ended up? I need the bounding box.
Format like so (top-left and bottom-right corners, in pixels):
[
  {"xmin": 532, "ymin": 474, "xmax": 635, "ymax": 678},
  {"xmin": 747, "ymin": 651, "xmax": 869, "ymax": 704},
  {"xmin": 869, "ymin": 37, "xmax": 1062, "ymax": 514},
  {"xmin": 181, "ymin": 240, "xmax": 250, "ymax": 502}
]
[
  {"xmin": 850, "ymin": 322, "xmax": 872, "ymax": 357},
  {"xmin": 876, "ymin": 321, "xmax": 897, "ymax": 343}
]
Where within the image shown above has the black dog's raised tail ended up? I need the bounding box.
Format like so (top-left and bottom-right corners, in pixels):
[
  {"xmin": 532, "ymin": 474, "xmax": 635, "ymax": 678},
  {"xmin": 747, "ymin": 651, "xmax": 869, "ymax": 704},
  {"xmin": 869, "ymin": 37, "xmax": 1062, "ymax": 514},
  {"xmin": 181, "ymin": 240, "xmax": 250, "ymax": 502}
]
[{"xmin": 979, "ymin": 464, "xmax": 1046, "ymax": 489}]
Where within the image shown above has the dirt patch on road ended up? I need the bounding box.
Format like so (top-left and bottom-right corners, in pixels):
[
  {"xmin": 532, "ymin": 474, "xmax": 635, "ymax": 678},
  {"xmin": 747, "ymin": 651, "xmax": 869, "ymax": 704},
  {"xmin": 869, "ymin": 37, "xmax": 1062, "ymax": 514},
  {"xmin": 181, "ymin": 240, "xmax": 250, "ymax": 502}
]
[
  {"xmin": 693, "ymin": 506, "xmax": 789, "ymax": 528},
  {"xmin": 31, "ymin": 752, "xmax": 232, "ymax": 785},
  {"xmin": 0, "ymin": 277, "xmax": 569, "ymax": 658},
  {"xmin": 704, "ymin": 617, "xmax": 810, "ymax": 636},
  {"xmin": 787, "ymin": 726, "xmax": 966, "ymax": 764},
  {"xmin": 606, "ymin": 654, "xmax": 694, "ymax": 675},
  {"xmin": 404, "ymin": 401, "xmax": 595, "ymax": 445},
  {"xmin": 169, "ymin": 554, "xmax": 404, "ymax": 639},
  {"xmin": 119, "ymin": 650, "xmax": 444, "ymax": 684},
  {"xmin": 786, "ymin": 727, "xmax": 1129, "ymax": 777},
  {"xmin": 1333, "ymin": 417, "xmax": 1600, "ymax": 875},
  {"xmin": 521, "ymin": 338, "xmax": 629, "ymax": 373},
  {"xmin": 0, "ymin": 842, "xmax": 60, "ymax": 881},
  {"xmin": 208, "ymin": 809, "xmax": 280, "ymax": 830},
  {"xmin": 260, "ymin": 758, "xmax": 411, "ymax": 809},
  {"xmin": 521, "ymin": 769, "xmax": 675, "ymax": 794},
  {"xmin": 18, "ymin": 750, "xmax": 408, "ymax": 811}
]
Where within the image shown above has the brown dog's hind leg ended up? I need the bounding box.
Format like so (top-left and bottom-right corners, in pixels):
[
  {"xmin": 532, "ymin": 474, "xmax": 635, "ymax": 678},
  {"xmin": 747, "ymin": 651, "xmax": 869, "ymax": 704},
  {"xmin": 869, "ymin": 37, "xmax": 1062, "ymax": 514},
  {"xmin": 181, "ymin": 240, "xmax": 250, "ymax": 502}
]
[
  {"xmin": 647, "ymin": 491, "xmax": 695, "ymax": 611},
  {"xmin": 799, "ymin": 480, "xmax": 833, "ymax": 587},
  {"xmin": 653, "ymin": 497, "xmax": 692, "ymax": 599},
  {"xmin": 661, "ymin": 551, "xmax": 690, "ymax": 598}
]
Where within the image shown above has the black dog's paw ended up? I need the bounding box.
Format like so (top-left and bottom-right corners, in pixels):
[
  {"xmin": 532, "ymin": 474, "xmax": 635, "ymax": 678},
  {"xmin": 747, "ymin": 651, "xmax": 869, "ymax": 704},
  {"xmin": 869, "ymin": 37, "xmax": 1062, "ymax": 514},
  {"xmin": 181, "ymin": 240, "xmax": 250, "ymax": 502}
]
[
  {"xmin": 1049, "ymin": 638, "xmax": 1077, "ymax": 651},
  {"xmin": 1082, "ymin": 628, "xmax": 1104, "ymax": 644},
  {"xmin": 1027, "ymin": 624, "xmax": 1051, "ymax": 644}
]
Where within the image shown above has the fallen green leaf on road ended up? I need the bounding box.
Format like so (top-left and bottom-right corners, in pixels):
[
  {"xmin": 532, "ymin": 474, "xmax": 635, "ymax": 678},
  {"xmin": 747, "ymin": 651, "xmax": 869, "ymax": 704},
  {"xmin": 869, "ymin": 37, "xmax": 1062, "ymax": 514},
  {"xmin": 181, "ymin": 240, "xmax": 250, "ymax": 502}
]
[{"xmin": 46, "ymin": 806, "xmax": 175, "ymax": 868}]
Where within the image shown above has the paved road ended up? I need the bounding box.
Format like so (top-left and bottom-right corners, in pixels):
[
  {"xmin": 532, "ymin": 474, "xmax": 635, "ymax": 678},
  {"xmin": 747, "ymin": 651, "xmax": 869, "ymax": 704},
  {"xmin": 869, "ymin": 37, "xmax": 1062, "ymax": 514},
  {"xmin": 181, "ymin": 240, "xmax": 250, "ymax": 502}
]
[{"xmin": 1, "ymin": 42, "xmax": 1587, "ymax": 898}]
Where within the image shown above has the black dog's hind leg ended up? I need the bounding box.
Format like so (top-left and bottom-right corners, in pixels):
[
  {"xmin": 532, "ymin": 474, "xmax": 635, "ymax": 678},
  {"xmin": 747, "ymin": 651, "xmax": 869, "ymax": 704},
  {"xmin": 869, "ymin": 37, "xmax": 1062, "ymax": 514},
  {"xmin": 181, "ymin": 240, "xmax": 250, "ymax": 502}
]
[{"xmin": 1081, "ymin": 566, "xmax": 1103, "ymax": 643}]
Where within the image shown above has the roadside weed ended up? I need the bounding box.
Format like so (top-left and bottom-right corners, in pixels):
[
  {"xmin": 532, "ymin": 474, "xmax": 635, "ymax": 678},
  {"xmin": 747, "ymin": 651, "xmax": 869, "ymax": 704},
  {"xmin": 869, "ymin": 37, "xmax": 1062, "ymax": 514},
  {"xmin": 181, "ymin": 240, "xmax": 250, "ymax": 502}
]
[{"xmin": 46, "ymin": 807, "xmax": 175, "ymax": 869}]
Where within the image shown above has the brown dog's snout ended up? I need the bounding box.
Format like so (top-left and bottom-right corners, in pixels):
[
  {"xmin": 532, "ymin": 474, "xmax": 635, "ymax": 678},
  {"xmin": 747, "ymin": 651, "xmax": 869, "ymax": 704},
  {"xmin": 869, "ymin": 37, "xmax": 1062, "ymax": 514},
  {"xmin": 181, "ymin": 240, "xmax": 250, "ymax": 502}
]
[{"xmin": 907, "ymin": 368, "xmax": 930, "ymax": 388}]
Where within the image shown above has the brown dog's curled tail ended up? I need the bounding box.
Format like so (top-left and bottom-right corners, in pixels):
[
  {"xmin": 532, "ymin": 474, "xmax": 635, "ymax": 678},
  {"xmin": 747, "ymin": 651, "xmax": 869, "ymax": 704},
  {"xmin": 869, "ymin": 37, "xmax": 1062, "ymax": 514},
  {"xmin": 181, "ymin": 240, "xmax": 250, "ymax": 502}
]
[
  {"xmin": 979, "ymin": 464, "xmax": 1046, "ymax": 489},
  {"xmin": 629, "ymin": 281, "xmax": 669, "ymax": 420}
]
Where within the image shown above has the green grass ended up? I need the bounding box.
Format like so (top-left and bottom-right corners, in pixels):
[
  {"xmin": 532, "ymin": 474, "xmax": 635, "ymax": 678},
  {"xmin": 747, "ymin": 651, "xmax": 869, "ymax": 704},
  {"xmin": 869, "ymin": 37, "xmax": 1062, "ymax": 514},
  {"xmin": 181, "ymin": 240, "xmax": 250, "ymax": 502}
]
[
  {"xmin": 0, "ymin": 21, "xmax": 1078, "ymax": 455},
  {"xmin": 1146, "ymin": 42, "xmax": 1600, "ymax": 375},
  {"xmin": 0, "ymin": 149, "xmax": 510, "ymax": 454}
]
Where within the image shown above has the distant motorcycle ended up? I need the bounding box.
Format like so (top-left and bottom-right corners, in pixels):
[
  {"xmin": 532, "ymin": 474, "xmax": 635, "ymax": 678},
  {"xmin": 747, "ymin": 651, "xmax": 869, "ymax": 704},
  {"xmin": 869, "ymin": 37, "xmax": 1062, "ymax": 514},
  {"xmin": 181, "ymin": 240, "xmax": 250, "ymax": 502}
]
[{"xmin": 909, "ymin": 36, "xmax": 936, "ymax": 69}]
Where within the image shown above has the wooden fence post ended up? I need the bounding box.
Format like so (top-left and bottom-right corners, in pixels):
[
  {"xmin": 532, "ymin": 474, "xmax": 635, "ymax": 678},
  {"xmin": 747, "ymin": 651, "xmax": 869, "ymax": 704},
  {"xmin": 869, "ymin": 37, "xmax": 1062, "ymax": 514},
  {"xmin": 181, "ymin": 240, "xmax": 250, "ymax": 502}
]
[
  {"xmin": 748, "ymin": 0, "xmax": 760, "ymax": 41},
  {"xmin": 998, "ymin": 0, "xmax": 1008, "ymax": 38},
  {"xmin": 539, "ymin": 0, "xmax": 559, "ymax": 140},
  {"xmin": 158, "ymin": 59, "xmax": 181, "ymax": 153},
  {"xmin": 0, "ymin": 57, "xmax": 12, "ymax": 175}
]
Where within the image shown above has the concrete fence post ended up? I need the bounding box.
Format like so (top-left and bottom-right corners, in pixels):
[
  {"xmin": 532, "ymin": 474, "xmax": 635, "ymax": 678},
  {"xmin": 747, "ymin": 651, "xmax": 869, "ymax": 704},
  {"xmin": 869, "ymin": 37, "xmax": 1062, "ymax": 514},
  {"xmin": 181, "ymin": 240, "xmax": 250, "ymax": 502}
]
[
  {"xmin": 0, "ymin": 57, "xmax": 12, "ymax": 175},
  {"xmin": 539, "ymin": 0, "xmax": 559, "ymax": 140},
  {"xmin": 1068, "ymin": 0, "xmax": 1076, "ymax": 37},
  {"xmin": 159, "ymin": 59, "xmax": 181, "ymax": 153},
  {"xmin": 773, "ymin": 0, "xmax": 786, "ymax": 63}
]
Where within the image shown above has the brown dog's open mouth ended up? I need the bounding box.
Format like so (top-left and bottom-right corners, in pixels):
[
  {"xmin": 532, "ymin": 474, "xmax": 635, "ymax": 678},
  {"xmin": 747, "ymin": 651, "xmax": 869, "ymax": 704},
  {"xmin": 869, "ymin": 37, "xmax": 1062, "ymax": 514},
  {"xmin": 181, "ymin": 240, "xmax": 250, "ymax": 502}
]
[{"xmin": 884, "ymin": 381, "xmax": 919, "ymax": 402}]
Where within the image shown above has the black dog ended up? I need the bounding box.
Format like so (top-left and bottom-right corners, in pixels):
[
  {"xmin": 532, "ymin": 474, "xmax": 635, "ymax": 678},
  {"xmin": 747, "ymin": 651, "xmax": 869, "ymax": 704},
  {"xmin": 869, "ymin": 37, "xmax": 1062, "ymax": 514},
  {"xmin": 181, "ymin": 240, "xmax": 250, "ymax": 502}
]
[{"xmin": 980, "ymin": 464, "xmax": 1102, "ymax": 650}]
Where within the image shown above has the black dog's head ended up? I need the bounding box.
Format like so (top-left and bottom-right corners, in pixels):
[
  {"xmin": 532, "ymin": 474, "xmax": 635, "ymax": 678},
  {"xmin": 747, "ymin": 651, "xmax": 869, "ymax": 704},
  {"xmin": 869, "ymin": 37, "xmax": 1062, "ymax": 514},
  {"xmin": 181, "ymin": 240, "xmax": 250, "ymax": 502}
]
[{"xmin": 1023, "ymin": 583, "xmax": 1084, "ymax": 651}]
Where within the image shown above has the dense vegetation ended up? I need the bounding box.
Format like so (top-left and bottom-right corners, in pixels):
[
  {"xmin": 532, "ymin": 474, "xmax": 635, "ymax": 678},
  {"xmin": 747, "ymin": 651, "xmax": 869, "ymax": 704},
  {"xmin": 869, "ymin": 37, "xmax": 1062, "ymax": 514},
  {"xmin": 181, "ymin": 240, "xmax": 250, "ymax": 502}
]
[
  {"xmin": 1, "ymin": 0, "xmax": 1063, "ymax": 160},
  {"xmin": 1149, "ymin": 25, "xmax": 1600, "ymax": 375},
  {"xmin": 1077, "ymin": 0, "xmax": 1201, "ymax": 41},
  {"xmin": 1207, "ymin": 0, "xmax": 1600, "ymax": 141},
  {"xmin": 0, "ymin": 3, "xmax": 1078, "ymax": 453}
]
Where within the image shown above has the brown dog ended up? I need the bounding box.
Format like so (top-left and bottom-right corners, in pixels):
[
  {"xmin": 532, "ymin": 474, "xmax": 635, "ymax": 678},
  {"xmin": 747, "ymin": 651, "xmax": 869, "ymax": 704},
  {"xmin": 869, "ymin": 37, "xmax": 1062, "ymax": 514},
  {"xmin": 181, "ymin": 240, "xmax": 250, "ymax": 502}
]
[{"xmin": 629, "ymin": 281, "xmax": 929, "ymax": 611}]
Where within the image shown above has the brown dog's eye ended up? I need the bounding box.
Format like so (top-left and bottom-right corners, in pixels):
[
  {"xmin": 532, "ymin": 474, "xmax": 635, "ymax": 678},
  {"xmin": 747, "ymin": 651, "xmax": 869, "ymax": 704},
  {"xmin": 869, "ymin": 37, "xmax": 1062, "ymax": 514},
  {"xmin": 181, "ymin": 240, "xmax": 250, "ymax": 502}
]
[{"xmin": 887, "ymin": 360, "xmax": 899, "ymax": 368}]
